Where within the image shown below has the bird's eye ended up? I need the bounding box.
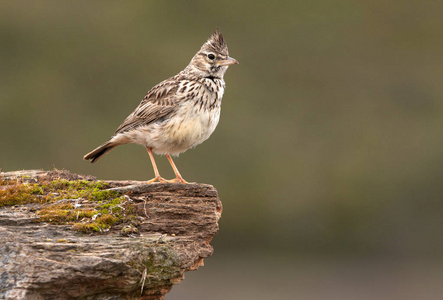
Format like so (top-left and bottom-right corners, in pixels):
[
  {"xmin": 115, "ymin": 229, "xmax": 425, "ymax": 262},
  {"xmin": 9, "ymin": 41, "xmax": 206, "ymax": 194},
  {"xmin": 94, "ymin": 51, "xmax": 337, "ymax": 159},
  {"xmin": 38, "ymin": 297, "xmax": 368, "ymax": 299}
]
[{"xmin": 207, "ymin": 54, "xmax": 215, "ymax": 60}]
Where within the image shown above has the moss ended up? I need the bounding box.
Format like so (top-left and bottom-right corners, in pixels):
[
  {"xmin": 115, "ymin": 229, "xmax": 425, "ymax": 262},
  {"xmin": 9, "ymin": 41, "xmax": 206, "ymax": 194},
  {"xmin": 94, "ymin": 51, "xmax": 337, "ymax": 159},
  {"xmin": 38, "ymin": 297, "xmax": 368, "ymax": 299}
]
[
  {"xmin": 96, "ymin": 214, "xmax": 118, "ymax": 227},
  {"xmin": 75, "ymin": 210, "xmax": 97, "ymax": 219},
  {"xmin": 1, "ymin": 177, "xmax": 137, "ymax": 235},
  {"xmin": 72, "ymin": 223, "xmax": 101, "ymax": 233},
  {"xmin": 30, "ymin": 185, "xmax": 44, "ymax": 195},
  {"xmin": 38, "ymin": 209, "xmax": 70, "ymax": 224},
  {"xmin": 100, "ymin": 208, "xmax": 110, "ymax": 215},
  {"xmin": 111, "ymin": 206, "xmax": 122, "ymax": 213},
  {"xmin": 129, "ymin": 243, "xmax": 182, "ymax": 287},
  {"xmin": 90, "ymin": 189, "xmax": 119, "ymax": 201},
  {"xmin": 37, "ymin": 179, "xmax": 119, "ymax": 202},
  {"xmin": 0, "ymin": 180, "xmax": 46, "ymax": 207},
  {"xmin": 0, "ymin": 178, "xmax": 117, "ymax": 207}
]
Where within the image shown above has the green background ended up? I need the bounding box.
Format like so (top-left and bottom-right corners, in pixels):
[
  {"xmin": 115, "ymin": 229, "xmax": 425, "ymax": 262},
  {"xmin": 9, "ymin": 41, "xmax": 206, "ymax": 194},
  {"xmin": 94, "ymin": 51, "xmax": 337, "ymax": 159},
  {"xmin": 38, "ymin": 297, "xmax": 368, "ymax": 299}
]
[{"xmin": 1, "ymin": 1, "xmax": 442, "ymax": 299}]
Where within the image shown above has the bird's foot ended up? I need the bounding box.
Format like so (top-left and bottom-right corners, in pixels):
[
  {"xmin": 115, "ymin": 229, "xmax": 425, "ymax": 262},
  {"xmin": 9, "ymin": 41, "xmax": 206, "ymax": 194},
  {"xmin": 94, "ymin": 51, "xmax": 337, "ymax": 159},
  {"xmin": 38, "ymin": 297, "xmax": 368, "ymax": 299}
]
[
  {"xmin": 167, "ymin": 176, "xmax": 192, "ymax": 184},
  {"xmin": 146, "ymin": 176, "xmax": 168, "ymax": 184}
]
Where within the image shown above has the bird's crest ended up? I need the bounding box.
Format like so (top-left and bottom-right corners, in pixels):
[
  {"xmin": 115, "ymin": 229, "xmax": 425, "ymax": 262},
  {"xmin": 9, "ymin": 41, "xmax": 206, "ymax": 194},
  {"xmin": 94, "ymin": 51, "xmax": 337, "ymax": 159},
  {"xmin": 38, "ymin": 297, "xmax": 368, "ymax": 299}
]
[{"xmin": 202, "ymin": 29, "xmax": 228, "ymax": 55}]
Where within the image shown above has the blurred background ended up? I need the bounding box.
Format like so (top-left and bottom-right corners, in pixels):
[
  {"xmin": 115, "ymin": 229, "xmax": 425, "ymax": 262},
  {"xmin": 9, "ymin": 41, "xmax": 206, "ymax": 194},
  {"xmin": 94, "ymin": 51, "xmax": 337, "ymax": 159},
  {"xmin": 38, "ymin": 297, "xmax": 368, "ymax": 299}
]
[{"xmin": 1, "ymin": 1, "xmax": 442, "ymax": 299}]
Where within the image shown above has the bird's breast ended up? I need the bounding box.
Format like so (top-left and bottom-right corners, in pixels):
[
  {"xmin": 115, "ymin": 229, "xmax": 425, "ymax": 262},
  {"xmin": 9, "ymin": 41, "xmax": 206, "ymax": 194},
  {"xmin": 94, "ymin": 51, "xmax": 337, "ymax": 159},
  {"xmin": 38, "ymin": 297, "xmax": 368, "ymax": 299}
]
[
  {"xmin": 170, "ymin": 99, "xmax": 221, "ymax": 145},
  {"xmin": 137, "ymin": 78, "xmax": 225, "ymax": 155}
]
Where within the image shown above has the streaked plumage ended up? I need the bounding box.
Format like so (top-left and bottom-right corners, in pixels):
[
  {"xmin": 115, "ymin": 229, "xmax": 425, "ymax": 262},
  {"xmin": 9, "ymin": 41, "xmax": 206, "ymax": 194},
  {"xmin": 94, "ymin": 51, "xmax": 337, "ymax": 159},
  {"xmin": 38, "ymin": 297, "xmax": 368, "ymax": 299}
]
[{"xmin": 83, "ymin": 29, "xmax": 238, "ymax": 183}]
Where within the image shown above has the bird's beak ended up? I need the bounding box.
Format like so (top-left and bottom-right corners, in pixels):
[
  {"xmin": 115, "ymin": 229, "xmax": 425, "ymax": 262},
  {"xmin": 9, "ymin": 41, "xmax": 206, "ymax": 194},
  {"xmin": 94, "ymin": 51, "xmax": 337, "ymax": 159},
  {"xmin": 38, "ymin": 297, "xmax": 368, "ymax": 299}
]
[{"xmin": 217, "ymin": 56, "xmax": 239, "ymax": 66}]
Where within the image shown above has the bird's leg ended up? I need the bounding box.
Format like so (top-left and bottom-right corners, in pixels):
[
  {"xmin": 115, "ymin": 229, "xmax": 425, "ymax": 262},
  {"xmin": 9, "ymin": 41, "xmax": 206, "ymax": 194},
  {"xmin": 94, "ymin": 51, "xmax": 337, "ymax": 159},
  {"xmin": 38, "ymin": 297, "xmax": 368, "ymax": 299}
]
[
  {"xmin": 146, "ymin": 147, "xmax": 167, "ymax": 184},
  {"xmin": 165, "ymin": 154, "xmax": 189, "ymax": 184}
]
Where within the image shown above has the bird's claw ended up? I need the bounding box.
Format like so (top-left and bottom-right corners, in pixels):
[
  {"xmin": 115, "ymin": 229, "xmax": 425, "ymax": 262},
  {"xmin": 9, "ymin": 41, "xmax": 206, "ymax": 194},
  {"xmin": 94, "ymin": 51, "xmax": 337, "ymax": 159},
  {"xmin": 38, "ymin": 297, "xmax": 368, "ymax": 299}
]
[
  {"xmin": 166, "ymin": 177, "xmax": 191, "ymax": 184},
  {"xmin": 146, "ymin": 176, "xmax": 168, "ymax": 184}
]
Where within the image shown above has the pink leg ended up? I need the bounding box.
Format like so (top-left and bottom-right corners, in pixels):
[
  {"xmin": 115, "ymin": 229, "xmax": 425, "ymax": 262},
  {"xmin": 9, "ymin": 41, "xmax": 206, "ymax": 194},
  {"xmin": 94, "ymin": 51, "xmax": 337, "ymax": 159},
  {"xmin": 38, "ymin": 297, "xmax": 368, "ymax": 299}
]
[
  {"xmin": 146, "ymin": 147, "xmax": 167, "ymax": 184},
  {"xmin": 165, "ymin": 154, "xmax": 189, "ymax": 184}
]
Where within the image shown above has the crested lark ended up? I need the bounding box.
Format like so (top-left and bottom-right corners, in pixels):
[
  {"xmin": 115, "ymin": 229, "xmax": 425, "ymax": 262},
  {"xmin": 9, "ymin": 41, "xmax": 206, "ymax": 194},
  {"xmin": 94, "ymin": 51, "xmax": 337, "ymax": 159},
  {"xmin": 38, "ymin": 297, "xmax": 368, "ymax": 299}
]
[{"xmin": 83, "ymin": 29, "xmax": 238, "ymax": 183}]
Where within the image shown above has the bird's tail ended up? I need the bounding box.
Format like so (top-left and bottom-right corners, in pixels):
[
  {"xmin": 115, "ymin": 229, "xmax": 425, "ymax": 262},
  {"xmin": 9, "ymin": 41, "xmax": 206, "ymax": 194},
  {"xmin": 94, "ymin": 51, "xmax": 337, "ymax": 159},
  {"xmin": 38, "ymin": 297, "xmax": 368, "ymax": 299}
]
[{"xmin": 83, "ymin": 141, "xmax": 118, "ymax": 163}]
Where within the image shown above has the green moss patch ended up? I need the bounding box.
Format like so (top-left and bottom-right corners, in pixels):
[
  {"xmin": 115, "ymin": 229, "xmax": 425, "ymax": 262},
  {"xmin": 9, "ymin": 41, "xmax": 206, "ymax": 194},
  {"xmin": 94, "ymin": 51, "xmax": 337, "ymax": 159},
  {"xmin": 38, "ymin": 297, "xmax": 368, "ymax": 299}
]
[
  {"xmin": 0, "ymin": 180, "xmax": 47, "ymax": 206},
  {"xmin": 128, "ymin": 243, "xmax": 182, "ymax": 288},
  {"xmin": 0, "ymin": 178, "xmax": 134, "ymax": 234}
]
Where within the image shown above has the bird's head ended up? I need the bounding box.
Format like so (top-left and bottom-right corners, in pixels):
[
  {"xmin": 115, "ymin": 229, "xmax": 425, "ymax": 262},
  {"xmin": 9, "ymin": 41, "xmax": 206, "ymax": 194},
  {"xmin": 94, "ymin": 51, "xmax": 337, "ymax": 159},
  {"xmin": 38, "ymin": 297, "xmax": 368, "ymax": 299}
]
[{"xmin": 187, "ymin": 29, "xmax": 238, "ymax": 79}]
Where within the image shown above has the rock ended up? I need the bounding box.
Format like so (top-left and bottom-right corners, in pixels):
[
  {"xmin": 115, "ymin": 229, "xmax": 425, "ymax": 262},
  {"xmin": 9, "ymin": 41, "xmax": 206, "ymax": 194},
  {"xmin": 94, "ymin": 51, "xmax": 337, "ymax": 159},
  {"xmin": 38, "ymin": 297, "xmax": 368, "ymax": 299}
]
[{"xmin": 0, "ymin": 170, "xmax": 222, "ymax": 299}]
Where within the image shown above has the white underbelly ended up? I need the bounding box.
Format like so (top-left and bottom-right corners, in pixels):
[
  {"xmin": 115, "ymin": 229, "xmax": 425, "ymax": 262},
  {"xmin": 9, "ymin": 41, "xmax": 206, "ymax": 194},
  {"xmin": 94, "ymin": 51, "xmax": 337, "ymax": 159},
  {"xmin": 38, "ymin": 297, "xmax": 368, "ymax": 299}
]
[{"xmin": 129, "ymin": 102, "xmax": 221, "ymax": 155}]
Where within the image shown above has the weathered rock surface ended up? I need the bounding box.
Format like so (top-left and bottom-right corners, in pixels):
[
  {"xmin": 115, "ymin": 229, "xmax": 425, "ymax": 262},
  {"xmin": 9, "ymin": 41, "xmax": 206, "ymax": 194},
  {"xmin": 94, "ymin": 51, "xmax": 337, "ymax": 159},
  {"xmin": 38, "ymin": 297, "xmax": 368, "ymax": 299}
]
[{"xmin": 0, "ymin": 170, "xmax": 222, "ymax": 300}]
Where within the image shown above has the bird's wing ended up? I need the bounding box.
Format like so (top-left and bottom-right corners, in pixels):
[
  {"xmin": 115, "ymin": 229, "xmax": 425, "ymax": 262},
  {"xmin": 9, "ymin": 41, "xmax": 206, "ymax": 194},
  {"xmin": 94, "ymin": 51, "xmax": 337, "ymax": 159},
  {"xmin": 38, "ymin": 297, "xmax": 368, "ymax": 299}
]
[{"xmin": 114, "ymin": 76, "xmax": 182, "ymax": 135}]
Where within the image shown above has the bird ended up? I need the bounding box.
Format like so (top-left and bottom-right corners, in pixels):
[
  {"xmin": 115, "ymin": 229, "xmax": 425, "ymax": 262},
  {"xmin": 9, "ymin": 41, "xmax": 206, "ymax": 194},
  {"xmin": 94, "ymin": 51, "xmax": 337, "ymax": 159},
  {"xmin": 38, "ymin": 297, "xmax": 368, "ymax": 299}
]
[{"xmin": 83, "ymin": 29, "xmax": 238, "ymax": 184}]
